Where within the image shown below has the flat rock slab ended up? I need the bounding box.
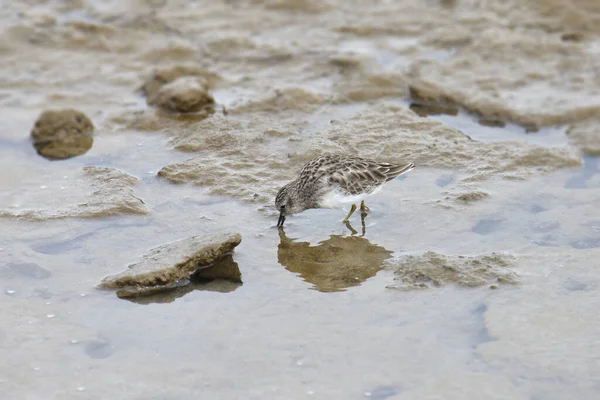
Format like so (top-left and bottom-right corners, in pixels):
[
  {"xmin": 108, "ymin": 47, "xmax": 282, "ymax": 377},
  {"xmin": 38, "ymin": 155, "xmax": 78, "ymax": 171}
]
[{"xmin": 98, "ymin": 232, "xmax": 242, "ymax": 292}]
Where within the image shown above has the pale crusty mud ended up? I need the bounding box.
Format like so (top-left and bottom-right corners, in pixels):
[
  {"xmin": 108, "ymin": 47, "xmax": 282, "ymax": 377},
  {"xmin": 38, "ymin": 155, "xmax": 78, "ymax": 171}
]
[
  {"xmin": 158, "ymin": 105, "xmax": 582, "ymax": 207},
  {"xmin": 406, "ymin": 0, "xmax": 600, "ymax": 129},
  {"xmin": 410, "ymin": 30, "xmax": 600, "ymax": 128},
  {"xmin": 386, "ymin": 251, "xmax": 518, "ymax": 290},
  {"xmin": 99, "ymin": 232, "xmax": 242, "ymax": 294},
  {"xmin": 0, "ymin": 167, "xmax": 146, "ymax": 220},
  {"xmin": 277, "ymin": 229, "xmax": 392, "ymax": 292},
  {"xmin": 30, "ymin": 109, "xmax": 94, "ymax": 160},
  {"xmin": 567, "ymin": 121, "xmax": 600, "ymax": 155}
]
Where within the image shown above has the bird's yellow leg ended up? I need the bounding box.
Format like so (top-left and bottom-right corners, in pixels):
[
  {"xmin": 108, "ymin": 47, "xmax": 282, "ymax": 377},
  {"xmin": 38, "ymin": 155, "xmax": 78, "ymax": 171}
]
[
  {"xmin": 343, "ymin": 204, "xmax": 357, "ymax": 222},
  {"xmin": 360, "ymin": 200, "xmax": 369, "ymax": 214}
]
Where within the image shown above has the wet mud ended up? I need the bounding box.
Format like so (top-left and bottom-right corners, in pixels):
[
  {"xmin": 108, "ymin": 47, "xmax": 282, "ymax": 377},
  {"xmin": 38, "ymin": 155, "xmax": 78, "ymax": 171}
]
[
  {"xmin": 386, "ymin": 251, "xmax": 518, "ymax": 290},
  {"xmin": 1, "ymin": 0, "xmax": 600, "ymax": 399}
]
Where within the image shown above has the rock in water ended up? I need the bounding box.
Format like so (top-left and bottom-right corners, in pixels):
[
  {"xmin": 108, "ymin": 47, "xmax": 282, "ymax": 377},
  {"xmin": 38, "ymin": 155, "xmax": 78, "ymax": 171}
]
[
  {"xmin": 98, "ymin": 232, "xmax": 242, "ymax": 292},
  {"xmin": 147, "ymin": 76, "xmax": 215, "ymax": 114},
  {"xmin": 30, "ymin": 109, "xmax": 94, "ymax": 160},
  {"xmin": 140, "ymin": 66, "xmax": 217, "ymax": 114}
]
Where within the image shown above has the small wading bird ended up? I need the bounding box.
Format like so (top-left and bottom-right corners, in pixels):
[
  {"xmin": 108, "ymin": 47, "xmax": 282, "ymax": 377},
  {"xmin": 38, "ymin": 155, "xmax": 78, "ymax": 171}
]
[{"xmin": 275, "ymin": 154, "xmax": 415, "ymax": 227}]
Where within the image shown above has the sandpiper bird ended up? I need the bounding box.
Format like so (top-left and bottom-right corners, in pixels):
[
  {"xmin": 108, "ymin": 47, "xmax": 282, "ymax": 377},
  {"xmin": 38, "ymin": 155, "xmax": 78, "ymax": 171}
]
[{"xmin": 275, "ymin": 154, "xmax": 415, "ymax": 227}]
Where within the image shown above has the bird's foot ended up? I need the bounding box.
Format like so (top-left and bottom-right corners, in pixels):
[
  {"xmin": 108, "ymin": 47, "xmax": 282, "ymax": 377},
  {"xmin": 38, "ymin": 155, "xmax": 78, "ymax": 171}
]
[{"xmin": 344, "ymin": 220, "xmax": 358, "ymax": 235}]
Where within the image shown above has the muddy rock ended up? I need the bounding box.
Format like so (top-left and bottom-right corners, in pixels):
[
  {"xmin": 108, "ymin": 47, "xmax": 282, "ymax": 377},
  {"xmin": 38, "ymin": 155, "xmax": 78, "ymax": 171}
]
[
  {"xmin": 116, "ymin": 255, "xmax": 243, "ymax": 303},
  {"xmin": 30, "ymin": 109, "xmax": 94, "ymax": 160},
  {"xmin": 386, "ymin": 251, "xmax": 518, "ymax": 290},
  {"xmin": 147, "ymin": 76, "xmax": 215, "ymax": 114},
  {"xmin": 277, "ymin": 229, "xmax": 392, "ymax": 292},
  {"xmin": 139, "ymin": 65, "xmax": 220, "ymax": 99},
  {"xmin": 567, "ymin": 121, "xmax": 600, "ymax": 155},
  {"xmin": 0, "ymin": 167, "xmax": 147, "ymax": 220},
  {"xmin": 98, "ymin": 232, "xmax": 242, "ymax": 295}
]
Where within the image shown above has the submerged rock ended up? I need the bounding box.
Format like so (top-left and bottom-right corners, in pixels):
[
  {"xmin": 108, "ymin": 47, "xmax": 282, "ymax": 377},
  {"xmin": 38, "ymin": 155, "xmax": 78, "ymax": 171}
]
[
  {"xmin": 30, "ymin": 109, "xmax": 94, "ymax": 160},
  {"xmin": 98, "ymin": 232, "xmax": 242, "ymax": 296},
  {"xmin": 386, "ymin": 251, "xmax": 518, "ymax": 290},
  {"xmin": 277, "ymin": 229, "xmax": 392, "ymax": 292}
]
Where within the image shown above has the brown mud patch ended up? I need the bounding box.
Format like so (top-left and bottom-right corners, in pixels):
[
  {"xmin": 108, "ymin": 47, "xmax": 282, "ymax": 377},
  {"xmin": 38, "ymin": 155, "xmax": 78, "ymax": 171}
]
[
  {"xmin": 410, "ymin": 30, "xmax": 600, "ymax": 129},
  {"xmin": 157, "ymin": 105, "xmax": 581, "ymax": 208},
  {"xmin": 386, "ymin": 251, "xmax": 518, "ymax": 290},
  {"xmin": 567, "ymin": 121, "xmax": 600, "ymax": 156}
]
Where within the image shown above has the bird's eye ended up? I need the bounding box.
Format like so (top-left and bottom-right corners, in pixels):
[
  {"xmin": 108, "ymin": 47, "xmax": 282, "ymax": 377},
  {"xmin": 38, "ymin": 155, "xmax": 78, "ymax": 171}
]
[{"xmin": 280, "ymin": 205, "xmax": 286, "ymax": 210}]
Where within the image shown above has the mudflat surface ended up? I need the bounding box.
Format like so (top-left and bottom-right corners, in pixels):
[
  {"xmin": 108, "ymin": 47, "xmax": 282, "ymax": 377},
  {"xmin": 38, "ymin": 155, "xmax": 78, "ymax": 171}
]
[{"xmin": 1, "ymin": 1, "xmax": 599, "ymax": 399}]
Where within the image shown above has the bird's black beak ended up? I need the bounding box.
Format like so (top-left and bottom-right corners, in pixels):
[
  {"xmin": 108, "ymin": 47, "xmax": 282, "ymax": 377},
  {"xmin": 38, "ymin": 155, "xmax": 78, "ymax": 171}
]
[{"xmin": 277, "ymin": 213, "xmax": 286, "ymax": 227}]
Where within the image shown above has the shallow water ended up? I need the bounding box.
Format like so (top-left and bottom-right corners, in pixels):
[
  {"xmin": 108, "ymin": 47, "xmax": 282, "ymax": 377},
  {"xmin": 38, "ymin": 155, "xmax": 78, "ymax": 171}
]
[
  {"xmin": 2, "ymin": 1, "xmax": 600, "ymax": 399},
  {"xmin": 2, "ymin": 127, "xmax": 599, "ymax": 398}
]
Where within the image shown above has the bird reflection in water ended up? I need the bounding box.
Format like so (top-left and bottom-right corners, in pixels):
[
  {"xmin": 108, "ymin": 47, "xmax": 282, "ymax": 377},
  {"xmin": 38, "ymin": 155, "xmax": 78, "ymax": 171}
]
[{"xmin": 277, "ymin": 223, "xmax": 392, "ymax": 292}]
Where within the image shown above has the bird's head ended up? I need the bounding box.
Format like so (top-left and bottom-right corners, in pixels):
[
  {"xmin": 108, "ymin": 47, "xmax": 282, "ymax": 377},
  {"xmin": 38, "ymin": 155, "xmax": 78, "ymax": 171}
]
[{"xmin": 275, "ymin": 183, "xmax": 304, "ymax": 227}]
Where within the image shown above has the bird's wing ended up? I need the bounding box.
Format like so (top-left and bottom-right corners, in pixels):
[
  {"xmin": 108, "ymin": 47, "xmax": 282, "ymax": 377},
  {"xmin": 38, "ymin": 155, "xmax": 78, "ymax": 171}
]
[
  {"xmin": 328, "ymin": 158, "xmax": 415, "ymax": 196},
  {"xmin": 296, "ymin": 155, "xmax": 341, "ymax": 190}
]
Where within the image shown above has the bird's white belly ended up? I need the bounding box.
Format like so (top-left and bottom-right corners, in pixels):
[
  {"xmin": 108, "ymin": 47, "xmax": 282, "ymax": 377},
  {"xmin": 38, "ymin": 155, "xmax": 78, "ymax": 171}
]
[{"xmin": 319, "ymin": 187, "xmax": 381, "ymax": 209}]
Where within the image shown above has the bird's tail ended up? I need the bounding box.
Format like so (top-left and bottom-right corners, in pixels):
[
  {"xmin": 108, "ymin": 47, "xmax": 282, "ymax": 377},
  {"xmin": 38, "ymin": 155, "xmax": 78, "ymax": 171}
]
[{"xmin": 385, "ymin": 162, "xmax": 415, "ymax": 181}]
